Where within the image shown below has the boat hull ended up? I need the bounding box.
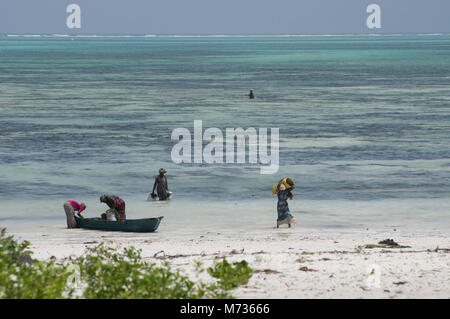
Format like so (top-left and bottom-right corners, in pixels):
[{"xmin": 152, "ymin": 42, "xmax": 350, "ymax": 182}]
[{"xmin": 75, "ymin": 216, "xmax": 163, "ymax": 233}]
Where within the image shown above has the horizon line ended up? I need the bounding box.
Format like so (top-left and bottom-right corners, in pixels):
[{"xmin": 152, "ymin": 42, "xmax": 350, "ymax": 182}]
[{"xmin": 1, "ymin": 32, "xmax": 449, "ymax": 38}]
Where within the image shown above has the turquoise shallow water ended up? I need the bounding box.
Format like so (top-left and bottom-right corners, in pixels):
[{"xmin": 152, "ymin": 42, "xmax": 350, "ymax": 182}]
[{"xmin": 0, "ymin": 35, "xmax": 449, "ymax": 229}]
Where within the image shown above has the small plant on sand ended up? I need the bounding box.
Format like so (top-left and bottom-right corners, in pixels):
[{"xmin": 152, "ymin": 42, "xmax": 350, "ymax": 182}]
[
  {"xmin": 194, "ymin": 260, "xmax": 204, "ymax": 273},
  {"xmin": 207, "ymin": 259, "xmax": 253, "ymax": 290},
  {"xmin": 0, "ymin": 229, "xmax": 74, "ymax": 299}
]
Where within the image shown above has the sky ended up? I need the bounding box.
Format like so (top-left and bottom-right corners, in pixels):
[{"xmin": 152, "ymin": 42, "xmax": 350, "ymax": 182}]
[{"xmin": 0, "ymin": 0, "xmax": 449, "ymax": 35}]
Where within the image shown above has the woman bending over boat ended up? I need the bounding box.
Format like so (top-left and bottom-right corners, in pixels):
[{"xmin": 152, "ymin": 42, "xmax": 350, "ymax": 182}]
[
  {"xmin": 64, "ymin": 200, "xmax": 86, "ymax": 228},
  {"xmin": 100, "ymin": 194, "xmax": 126, "ymax": 220}
]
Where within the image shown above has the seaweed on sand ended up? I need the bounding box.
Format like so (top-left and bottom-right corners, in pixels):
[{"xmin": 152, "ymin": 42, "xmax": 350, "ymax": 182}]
[{"xmin": 362, "ymin": 239, "xmax": 411, "ymax": 249}]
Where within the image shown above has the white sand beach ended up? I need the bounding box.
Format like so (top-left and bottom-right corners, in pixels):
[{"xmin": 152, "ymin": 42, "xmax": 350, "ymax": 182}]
[
  {"xmin": 2, "ymin": 34, "xmax": 450, "ymax": 299},
  {"xmin": 6, "ymin": 224, "xmax": 449, "ymax": 299}
]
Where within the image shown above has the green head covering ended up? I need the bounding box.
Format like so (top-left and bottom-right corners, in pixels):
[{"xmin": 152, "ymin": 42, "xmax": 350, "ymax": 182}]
[{"xmin": 159, "ymin": 168, "xmax": 167, "ymax": 174}]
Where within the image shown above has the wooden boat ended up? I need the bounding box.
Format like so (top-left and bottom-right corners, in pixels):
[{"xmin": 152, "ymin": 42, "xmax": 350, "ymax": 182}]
[{"xmin": 75, "ymin": 216, "xmax": 163, "ymax": 233}]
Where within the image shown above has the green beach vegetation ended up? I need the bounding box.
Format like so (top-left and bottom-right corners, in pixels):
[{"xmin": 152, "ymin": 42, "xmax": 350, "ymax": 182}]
[
  {"xmin": 0, "ymin": 229, "xmax": 73, "ymax": 298},
  {"xmin": 0, "ymin": 229, "xmax": 252, "ymax": 299},
  {"xmin": 207, "ymin": 259, "xmax": 253, "ymax": 291}
]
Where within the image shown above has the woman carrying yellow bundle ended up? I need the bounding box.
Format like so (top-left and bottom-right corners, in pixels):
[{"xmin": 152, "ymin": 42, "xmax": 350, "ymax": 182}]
[{"xmin": 272, "ymin": 178, "xmax": 296, "ymax": 228}]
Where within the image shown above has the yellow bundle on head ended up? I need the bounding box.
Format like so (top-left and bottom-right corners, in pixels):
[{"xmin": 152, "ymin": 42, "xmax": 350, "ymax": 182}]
[{"xmin": 272, "ymin": 178, "xmax": 294, "ymax": 195}]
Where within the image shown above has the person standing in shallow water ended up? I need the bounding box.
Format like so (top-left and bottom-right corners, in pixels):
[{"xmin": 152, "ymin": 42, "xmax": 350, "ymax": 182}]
[
  {"xmin": 272, "ymin": 178, "xmax": 296, "ymax": 228},
  {"xmin": 151, "ymin": 168, "xmax": 170, "ymax": 200},
  {"xmin": 249, "ymin": 89, "xmax": 255, "ymax": 99}
]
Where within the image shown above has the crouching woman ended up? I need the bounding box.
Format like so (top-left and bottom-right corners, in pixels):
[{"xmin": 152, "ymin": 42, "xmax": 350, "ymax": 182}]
[
  {"xmin": 100, "ymin": 194, "xmax": 126, "ymax": 220},
  {"xmin": 64, "ymin": 200, "xmax": 86, "ymax": 228}
]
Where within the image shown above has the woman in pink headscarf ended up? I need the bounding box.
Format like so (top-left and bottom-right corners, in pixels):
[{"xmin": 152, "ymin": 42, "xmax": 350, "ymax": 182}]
[{"xmin": 63, "ymin": 200, "xmax": 86, "ymax": 228}]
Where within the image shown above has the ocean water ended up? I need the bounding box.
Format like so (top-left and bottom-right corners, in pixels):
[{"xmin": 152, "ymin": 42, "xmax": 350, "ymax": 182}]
[{"xmin": 0, "ymin": 35, "xmax": 449, "ymax": 232}]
